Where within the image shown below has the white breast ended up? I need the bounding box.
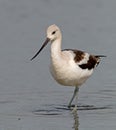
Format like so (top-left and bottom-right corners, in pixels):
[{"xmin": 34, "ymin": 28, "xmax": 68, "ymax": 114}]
[{"xmin": 50, "ymin": 51, "xmax": 93, "ymax": 87}]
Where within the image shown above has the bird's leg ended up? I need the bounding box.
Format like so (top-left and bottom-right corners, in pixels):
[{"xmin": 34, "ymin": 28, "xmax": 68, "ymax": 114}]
[{"xmin": 68, "ymin": 87, "xmax": 79, "ymax": 108}]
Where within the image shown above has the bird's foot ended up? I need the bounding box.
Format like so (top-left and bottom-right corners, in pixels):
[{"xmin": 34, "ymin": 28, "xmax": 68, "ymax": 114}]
[{"xmin": 68, "ymin": 104, "xmax": 77, "ymax": 110}]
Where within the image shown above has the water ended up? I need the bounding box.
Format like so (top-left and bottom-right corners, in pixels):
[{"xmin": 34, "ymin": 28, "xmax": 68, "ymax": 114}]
[{"xmin": 0, "ymin": 0, "xmax": 116, "ymax": 129}]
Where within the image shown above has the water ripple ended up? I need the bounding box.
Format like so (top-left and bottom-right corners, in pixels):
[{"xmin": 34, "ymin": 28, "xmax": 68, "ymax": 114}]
[{"xmin": 32, "ymin": 104, "xmax": 111, "ymax": 116}]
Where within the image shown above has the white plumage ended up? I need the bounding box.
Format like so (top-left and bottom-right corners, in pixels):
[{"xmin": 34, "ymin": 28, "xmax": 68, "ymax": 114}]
[{"xmin": 31, "ymin": 24, "xmax": 106, "ymax": 108}]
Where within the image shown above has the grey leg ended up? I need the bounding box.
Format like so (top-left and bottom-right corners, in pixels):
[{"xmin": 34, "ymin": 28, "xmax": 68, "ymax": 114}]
[{"xmin": 68, "ymin": 87, "xmax": 79, "ymax": 108}]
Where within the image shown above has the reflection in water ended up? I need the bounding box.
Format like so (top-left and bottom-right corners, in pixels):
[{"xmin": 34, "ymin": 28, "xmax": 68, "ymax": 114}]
[
  {"xmin": 70, "ymin": 105, "xmax": 110, "ymax": 130},
  {"xmin": 33, "ymin": 104, "xmax": 110, "ymax": 130},
  {"xmin": 72, "ymin": 108, "xmax": 79, "ymax": 130}
]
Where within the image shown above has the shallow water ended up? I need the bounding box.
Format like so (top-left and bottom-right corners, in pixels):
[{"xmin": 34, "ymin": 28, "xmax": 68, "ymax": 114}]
[{"xmin": 0, "ymin": 0, "xmax": 116, "ymax": 130}]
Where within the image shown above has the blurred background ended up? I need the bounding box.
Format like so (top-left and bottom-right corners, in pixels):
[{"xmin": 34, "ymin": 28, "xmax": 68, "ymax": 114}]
[{"xmin": 0, "ymin": 0, "xmax": 116, "ymax": 130}]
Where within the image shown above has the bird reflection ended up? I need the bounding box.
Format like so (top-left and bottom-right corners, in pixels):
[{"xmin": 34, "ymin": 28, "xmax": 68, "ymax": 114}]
[{"xmin": 72, "ymin": 108, "xmax": 79, "ymax": 130}]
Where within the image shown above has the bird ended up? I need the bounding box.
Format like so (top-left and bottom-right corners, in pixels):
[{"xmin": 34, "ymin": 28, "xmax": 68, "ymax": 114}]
[{"xmin": 31, "ymin": 24, "xmax": 106, "ymax": 108}]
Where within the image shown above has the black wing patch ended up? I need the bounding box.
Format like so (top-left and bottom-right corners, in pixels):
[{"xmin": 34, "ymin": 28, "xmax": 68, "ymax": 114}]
[
  {"xmin": 62, "ymin": 49, "xmax": 105, "ymax": 70},
  {"xmin": 62, "ymin": 49, "xmax": 85, "ymax": 62},
  {"xmin": 79, "ymin": 55, "xmax": 99, "ymax": 70}
]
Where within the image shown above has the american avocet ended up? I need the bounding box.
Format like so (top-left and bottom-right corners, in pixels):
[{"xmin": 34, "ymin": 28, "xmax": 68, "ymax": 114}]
[{"xmin": 31, "ymin": 24, "xmax": 106, "ymax": 108}]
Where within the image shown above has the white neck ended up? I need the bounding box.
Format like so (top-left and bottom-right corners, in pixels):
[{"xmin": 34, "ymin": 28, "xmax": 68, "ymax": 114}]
[{"xmin": 51, "ymin": 38, "xmax": 62, "ymax": 61}]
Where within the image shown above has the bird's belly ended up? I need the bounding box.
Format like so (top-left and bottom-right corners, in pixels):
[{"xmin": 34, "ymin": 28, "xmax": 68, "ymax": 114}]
[{"xmin": 50, "ymin": 62, "xmax": 93, "ymax": 87}]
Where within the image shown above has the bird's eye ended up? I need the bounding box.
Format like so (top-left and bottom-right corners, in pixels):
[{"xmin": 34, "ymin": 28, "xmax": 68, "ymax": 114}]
[{"xmin": 52, "ymin": 31, "xmax": 56, "ymax": 35}]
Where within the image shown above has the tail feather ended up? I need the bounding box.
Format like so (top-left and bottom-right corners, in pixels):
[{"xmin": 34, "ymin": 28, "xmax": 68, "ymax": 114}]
[
  {"xmin": 95, "ymin": 55, "xmax": 107, "ymax": 58},
  {"xmin": 95, "ymin": 55, "xmax": 106, "ymax": 67}
]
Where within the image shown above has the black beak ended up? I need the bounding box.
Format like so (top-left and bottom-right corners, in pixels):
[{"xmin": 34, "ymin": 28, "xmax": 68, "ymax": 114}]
[{"xmin": 30, "ymin": 38, "xmax": 50, "ymax": 61}]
